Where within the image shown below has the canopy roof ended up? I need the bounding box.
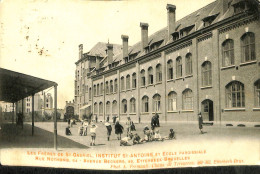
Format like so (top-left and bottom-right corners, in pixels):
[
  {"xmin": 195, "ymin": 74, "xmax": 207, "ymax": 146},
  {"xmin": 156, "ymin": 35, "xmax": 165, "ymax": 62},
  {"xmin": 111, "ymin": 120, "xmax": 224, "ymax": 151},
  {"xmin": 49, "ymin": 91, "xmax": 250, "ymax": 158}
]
[{"xmin": 0, "ymin": 68, "xmax": 57, "ymax": 103}]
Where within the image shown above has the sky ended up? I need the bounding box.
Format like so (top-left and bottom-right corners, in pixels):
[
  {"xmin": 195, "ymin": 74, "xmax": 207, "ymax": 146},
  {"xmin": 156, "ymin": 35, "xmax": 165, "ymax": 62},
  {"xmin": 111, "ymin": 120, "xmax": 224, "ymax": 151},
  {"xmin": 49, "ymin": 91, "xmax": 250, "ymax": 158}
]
[{"xmin": 0, "ymin": 0, "xmax": 214, "ymax": 108}]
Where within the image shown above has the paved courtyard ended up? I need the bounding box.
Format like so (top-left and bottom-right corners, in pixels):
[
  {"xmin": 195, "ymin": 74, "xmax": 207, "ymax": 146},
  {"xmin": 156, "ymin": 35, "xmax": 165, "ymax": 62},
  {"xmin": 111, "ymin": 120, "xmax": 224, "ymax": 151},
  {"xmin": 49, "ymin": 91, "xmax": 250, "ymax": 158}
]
[{"xmin": 18, "ymin": 121, "xmax": 260, "ymax": 149}]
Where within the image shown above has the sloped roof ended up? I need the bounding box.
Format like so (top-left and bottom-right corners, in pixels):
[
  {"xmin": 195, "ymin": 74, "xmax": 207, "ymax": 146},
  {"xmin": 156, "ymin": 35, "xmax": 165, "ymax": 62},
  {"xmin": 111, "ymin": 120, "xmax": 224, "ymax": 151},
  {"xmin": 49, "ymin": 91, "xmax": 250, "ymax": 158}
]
[
  {"xmin": 87, "ymin": 0, "xmax": 259, "ymax": 71},
  {"xmin": 0, "ymin": 68, "xmax": 57, "ymax": 103},
  {"xmin": 87, "ymin": 42, "xmax": 122, "ymax": 57}
]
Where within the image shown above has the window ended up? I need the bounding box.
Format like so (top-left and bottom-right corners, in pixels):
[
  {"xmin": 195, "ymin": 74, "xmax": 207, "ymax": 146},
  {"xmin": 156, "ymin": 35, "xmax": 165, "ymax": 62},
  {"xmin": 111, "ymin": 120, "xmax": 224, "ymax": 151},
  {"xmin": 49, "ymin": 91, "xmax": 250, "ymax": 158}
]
[
  {"xmin": 100, "ymin": 83, "xmax": 103, "ymax": 95},
  {"xmin": 202, "ymin": 61, "xmax": 212, "ymax": 87},
  {"xmin": 153, "ymin": 94, "xmax": 161, "ymax": 112},
  {"xmin": 156, "ymin": 64, "xmax": 162, "ymax": 82},
  {"xmin": 93, "ymin": 85, "xmax": 96, "ymax": 96},
  {"xmin": 176, "ymin": 56, "xmax": 182, "ymax": 78},
  {"xmin": 126, "ymin": 75, "xmax": 130, "ymax": 90},
  {"xmin": 241, "ymin": 32, "xmax": 255, "ymax": 63},
  {"xmin": 110, "ymin": 80, "xmax": 113, "ymax": 93},
  {"xmin": 222, "ymin": 39, "xmax": 234, "ymax": 66},
  {"xmin": 167, "ymin": 60, "xmax": 174, "ymax": 80},
  {"xmin": 225, "ymin": 81, "xmax": 245, "ymax": 108},
  {"xmin": 130, "ymin": 98, "xmax": 136, "ymax": 113},
  {"xmin": 97, "ymin": 84, "xmax": 100, "ymax": 96},
  {"xmin": 182, "ymin": 89, "xmax": 193, "ymax": 110},
  {"xmin": 132, "ymin": 73, "xmax": 137, "ymax": 89},
  {"xmin": 233, "ymin": 1, "xmax": 246, "ymax": 14},
  {"xmin": 112, "ymin": 100, "xmax": 117, "ymax": 114},
  {"xmin": 114, "ymin": 79, "xmax": 118, "ymax": 93},
  {"xmin": 121, "ymin": 77, "xmax": 125, "ymax": 91},
  {"xmin": 185, "ymin": 53, "xmax": 192, "ymax": 75},
  {"xmin": 168, "ymin": 91, "xmax": 177, "ymax": 111},
  {"xmin": 255, "ymin": 80, "xmax": 260, "ymax": 108},
  {"xmin": 106, "ymin": 101, "xmax": 111, "ymax": 116},
  {"xmin": 142, "ymin": 96, "xmax": 149, "ymax": 112},
  {"xmin": 89, "ymin": 88, "xmax": 92, "ymax": 100},
  {"xmin": 141, "ymin": 70, "xmax": 146, "ymax": 86},
  {"xmin": 99, "ymin": 102, "xmax": 103, "ymax": 115},
  {"xmin": 106, "ymin": 81, "xmax": 109, "ymax": 94},
  {"xmin": 148, "ymin": 67, "xmax": 153, "ymax": 85},
  {"xmin": 94, "ymin": 102, "xmax": 98, "ymax": 114},
  {"xmin": 122, "ymin": 99, "xmax": 127, "ymax": 113}
]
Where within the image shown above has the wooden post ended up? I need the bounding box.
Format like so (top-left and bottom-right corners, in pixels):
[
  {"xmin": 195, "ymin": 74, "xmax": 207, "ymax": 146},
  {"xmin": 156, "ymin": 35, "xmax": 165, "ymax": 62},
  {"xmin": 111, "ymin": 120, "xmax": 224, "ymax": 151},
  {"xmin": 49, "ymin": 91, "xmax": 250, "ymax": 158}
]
[
  {"xmin": 12, "ymin": 102, "xmax": 14, "ymax": 124},
  {"xmin": 54, "ymin": 85, "xmax": 58, "ymax": 150},
  {"xmin": 32, "ymin": 94, "xmax": 35, "ymax": 136}
]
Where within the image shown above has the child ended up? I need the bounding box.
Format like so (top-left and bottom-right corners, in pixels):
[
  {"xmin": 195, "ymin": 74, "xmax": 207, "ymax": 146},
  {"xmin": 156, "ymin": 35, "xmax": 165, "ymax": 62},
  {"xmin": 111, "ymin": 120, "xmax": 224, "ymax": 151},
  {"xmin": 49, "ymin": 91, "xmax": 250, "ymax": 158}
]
[
  {"xmin": 120, "ymin": 133, "xmax": 133, "ymax": 146},
  {"xmin": 198, "ymin": 112, "xmax": 204, "ymax": 134},
  {"xmin": 164, "ymin": 129, "xmax": 176, "ymax": 140},
  {"xmin": 143, "ymin": 125, "xmax": 152, "ymax": 142},
  {"xmin": 132, "ymin": 133, "xmax": 144, "ymax": 145},
  {"xmin": 154, "ymin": 129, "xmax": 164, "ymax": 141},
  {"xmin": 115, "ymin": 121, "xmax": 124, "ymax": 140},
  {"xmin": 66, "ymin": 126, "xmax": 72, "ymax": 136},
  {"xmin": 90, "ymin": 124, "xmax": 98, "ymax": 146},
  {"xmin": 105, "ymin": 121, "xmax": 112, "ymax": 141},
  {"xmin": 126, "ymin": 117, "xmax": 133, "ymax": 137},
  {"xmin": 83, "ymin": 120, "xmax": 89, "ymax": 136},
  {"xmin": 78, "ymin": 125, "xmax": 84, "ymax": 136}
]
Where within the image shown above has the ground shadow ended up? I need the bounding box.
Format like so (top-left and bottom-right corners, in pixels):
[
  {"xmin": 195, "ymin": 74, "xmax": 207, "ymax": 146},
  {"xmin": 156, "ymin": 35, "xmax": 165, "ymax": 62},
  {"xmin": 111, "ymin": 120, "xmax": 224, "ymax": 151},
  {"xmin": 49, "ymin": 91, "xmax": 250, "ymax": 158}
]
[{"xmin": 0, "ymin": 123, "xmax": 88, "ymax": 149}]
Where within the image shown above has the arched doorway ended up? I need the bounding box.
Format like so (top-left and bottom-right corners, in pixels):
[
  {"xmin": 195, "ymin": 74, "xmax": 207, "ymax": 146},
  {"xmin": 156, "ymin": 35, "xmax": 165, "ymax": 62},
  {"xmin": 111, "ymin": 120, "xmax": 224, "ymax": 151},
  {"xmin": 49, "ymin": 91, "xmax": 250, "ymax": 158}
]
[{"xmin": 201, "ymin": 99, "xmax": 213, "ymax": 121}]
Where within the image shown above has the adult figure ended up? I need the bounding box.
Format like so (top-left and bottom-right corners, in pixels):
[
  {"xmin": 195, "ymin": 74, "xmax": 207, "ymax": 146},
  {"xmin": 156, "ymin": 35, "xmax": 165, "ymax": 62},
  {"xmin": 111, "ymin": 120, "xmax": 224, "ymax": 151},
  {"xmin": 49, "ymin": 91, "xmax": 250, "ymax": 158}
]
[
  {"xmin": 151, "ymin": 113, "xmax": 160, "ymax": 131},
  {"xmin": 115, "ymin": 120, "xmax": 124, "ymax": 140},
  {"xmin": 198, "ymin": 112, "xmax": 204, "ymax": 134},
  {"xmin": 126, "ymin": 117, "xmax": 133, "ymax": 137}
]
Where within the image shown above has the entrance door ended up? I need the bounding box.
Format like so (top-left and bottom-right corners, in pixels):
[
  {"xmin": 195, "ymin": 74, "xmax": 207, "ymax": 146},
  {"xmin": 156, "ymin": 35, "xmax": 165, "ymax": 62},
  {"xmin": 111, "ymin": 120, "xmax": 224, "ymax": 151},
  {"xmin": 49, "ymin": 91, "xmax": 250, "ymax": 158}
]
[{"xmin": 201, "ymin": 99, "xmax": 214, "ymax": 121}]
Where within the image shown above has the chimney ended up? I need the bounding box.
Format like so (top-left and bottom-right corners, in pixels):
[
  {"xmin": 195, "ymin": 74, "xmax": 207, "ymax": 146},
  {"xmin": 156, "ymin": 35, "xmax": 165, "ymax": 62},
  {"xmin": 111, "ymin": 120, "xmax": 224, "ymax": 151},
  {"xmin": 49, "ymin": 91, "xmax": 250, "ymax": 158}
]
[
  {"xmin": 96, "ymin": 55, "xmax": 100, "ymax": 69},
  {"xmin": 107, "ymin": 43, "xmax": 113, "ymax": 65},
  {"xmin": 140, "ymin": 22, "xmax": 149, "ymax": 52},
  {"xmin": 166, "ymin": 4, "xmax": 176, "ymax": 41},
  {"xmin": 79, "ymin": 44, "xmax": 83, "ymax": 59},
  {"xmin": 121, "ymin": 35, "xmax": 129, "ymax": 59},
  {"xmin": 220, "ymin": 0, "xmax": 229, "ymax": 16}
]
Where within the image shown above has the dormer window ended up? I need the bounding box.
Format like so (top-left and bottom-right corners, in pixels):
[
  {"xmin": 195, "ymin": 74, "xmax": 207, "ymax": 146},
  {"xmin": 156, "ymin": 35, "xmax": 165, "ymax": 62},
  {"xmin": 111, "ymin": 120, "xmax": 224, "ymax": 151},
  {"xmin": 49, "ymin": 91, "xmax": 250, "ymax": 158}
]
[
  {"xmin": 172, "ymin": 32, "xmax": 179, "ymax": 41},
  {"xmin": 232, "ymin": 0, "xmax": 246, "ymax": 14},
  {"xmin": 180, "ymin": 25, "xmax": 195, "ymax": 38},
  {"xmin": 202, "ymin": 14, "xmax": 219, "ymax": 27}
]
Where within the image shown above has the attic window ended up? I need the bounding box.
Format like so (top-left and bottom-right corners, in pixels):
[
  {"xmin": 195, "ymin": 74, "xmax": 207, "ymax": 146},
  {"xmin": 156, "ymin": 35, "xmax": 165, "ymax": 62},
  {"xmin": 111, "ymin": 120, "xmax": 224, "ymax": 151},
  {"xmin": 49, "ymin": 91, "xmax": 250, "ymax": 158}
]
[
  {"xmin": 180, "ymin": 25, "xmax": 195, "ymax": 37},
  {"xmin": 233, "ymin": 1, "xmax": 246, "ymax": 14},
  {"xmin": 172, "ymin": 32, "xmax": 180, "ymax": 41},
  {"xmin": 202, "ymin": 14, "xmax": 219, "ymax": 27}
]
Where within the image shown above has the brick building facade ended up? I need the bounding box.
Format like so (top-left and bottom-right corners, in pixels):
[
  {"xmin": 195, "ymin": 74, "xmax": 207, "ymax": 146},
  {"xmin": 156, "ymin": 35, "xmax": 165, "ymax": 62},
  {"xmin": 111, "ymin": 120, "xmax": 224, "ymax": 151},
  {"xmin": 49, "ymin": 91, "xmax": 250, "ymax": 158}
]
[{"xmin": 75, "ymin": 0, "xmax": 260, "ymax": 125}]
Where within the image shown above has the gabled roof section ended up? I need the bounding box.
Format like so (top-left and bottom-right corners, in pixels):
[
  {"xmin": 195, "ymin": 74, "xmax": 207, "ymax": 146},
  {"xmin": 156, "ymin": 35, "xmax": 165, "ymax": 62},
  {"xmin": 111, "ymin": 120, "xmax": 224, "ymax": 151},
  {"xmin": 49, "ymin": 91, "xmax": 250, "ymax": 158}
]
[{"xmin": 87, "ymin": 42, "xmax": 122, "ymax": 57}]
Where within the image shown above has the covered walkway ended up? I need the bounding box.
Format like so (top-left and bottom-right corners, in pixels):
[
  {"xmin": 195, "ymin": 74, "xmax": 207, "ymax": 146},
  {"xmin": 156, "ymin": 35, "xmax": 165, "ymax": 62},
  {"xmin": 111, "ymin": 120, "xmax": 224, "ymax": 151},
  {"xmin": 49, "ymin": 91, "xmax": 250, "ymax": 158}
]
[{"xmin": 0, "ymin": 68, "xmax": 59, "ymax": 149}]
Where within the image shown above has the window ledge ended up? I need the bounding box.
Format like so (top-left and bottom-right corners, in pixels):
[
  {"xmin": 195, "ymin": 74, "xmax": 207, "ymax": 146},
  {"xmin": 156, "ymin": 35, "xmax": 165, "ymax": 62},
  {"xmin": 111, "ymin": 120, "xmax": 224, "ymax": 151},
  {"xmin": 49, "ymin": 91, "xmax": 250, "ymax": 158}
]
[
  {"xmin": 224, "ymin": 108, "xmax": 246, "ymax": 111},
  {"xmin": 167, "ymin": 79, "xmax": 174, "ymax": 82},
  {"xmin": 147, "ymin": 84, "xmax": 153, "ymax": 87},
  {"xmin": 185, "ymin": 75, "xmax": 193, "ymax": 78},
  {"xmin": 201, "ymin": 86, "xmax": 212, "ymax": 89},
  {"xmin": 126, "ymin": 89, "xmax": 131, "ymax": 92},
  {"xmin": 240, "ymin": 60, "xmax": 257, "ymax": 66},
  {"xmin": 167, "ymin": 111, "xmax": 178, "ymax": 113},
  {"xmin": 175, "ymin": 77, "xmax": 183, "ymax": 80},
  {"xmin": 129, "ymin": 113, "xmax": 136, "ymax": 115},
  {"xmin": 141, "ymin": 112, "xmax": 149, "ymax": 115},
  {"xmin": 181, "ymin": 110, "xmax": 194, "ymax": 112},
  {"xmin": 132, "ymin": 88, "xmax": 136, "ymax": 90},
  {"xmin": 121, "ymin": 90, "xmax": 126, "ymax": 92},
  {"xmin": 140, "ymin": 86, "xmax": 145, "ymax": 89},
  {"xmin": 221, "ymin": 65, "xmax": 235, "ymax": 70},
  {"xmin": 253, "ymin": 108, "xmax": 260, "ymax": 111},
  {"xmin": 152, "ymin": 112, "xmax": 162, "ymax": 114},
  {"xmin": 120, "ymin": 113, "xmax": 127, "ymax": 115},
  {"xmin": 155, "ymin": 82, "xmax": 162, "ymax": 85}
]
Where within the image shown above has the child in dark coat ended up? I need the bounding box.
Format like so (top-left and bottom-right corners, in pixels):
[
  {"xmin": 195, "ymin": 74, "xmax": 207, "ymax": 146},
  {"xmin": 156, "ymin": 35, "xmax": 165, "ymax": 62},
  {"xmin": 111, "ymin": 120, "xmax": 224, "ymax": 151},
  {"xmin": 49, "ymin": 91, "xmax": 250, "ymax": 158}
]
[
  {"xmin": 115, "ymin": 121, "xmax": 124, "ymax": 140},
  {"xmin": 105, "ymin": 121, "xmax": 112, "ymax": 141}
]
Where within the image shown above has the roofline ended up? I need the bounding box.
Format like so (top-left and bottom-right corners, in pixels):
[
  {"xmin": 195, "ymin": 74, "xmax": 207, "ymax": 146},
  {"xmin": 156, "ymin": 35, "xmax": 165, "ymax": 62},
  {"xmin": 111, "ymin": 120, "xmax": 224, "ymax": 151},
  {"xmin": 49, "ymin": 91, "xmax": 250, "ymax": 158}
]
[{"xmin": 91, "ymin": 12, "xmax": 259, "ymax": 79}]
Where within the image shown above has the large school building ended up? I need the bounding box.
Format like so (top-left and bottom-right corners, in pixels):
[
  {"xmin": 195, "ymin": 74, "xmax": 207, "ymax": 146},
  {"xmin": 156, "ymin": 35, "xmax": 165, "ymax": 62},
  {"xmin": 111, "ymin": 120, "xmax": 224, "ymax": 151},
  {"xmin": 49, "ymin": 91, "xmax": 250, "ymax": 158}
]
[{"xmin": 74, "ymin": 0, "xmax": 260, "ymax": 125}]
